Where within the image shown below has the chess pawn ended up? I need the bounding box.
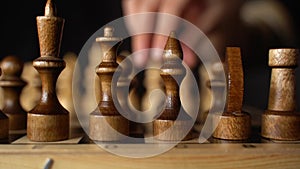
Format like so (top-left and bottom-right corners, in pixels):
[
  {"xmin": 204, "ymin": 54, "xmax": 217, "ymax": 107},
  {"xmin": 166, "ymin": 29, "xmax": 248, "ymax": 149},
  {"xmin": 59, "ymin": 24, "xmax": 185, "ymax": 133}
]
[
  {"xmin": 57, "ymin": 53, "xmax": 80, "ymax": 131},
  {"xmin": 0, "ymin": 56, "xmax": 27, "ymax": 130},
  {"xmin": 21, "ymin": 62, "xmax": 41, "ymax": 112},
  {"xmin": 89, "ymin": 27, "xmax": 129, "ymax": 141},
  {"xmin": 0, "ymin": 68, "xmax": 9, "ymax": 139},
  {"xmin": 27, "ymin": 0, "xmax": 69, "ymax": 141},
  {"xmin": 116, "ymin": 53, "xmax": 143, "ymax": 135},
  {"xmin": 153, "ymin": 32, "xmax": 192, "ymax": 141},
  {"xmin": 212, "ymin": 47, "xmax": 251, "ymax": 140},
  {"xmin": 262, "ymin": 48, "xmax": 300, "ymax": 140}
]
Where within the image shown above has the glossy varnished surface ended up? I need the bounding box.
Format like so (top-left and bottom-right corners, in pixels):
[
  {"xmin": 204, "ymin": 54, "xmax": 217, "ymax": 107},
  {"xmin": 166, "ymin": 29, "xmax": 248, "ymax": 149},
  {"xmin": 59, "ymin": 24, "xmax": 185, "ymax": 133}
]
[
  {"xmin": 0, "ymin": 56, "xmax": 27, "ymax": 130},
  {"xmin": 212, "ymin": 47, "xmax": 251, "ymax": 140},
  {"xmin": 27, "ymin": 0, "xmax": 69, "ymax": 142},
  {"xmin": 262, "ymin": 48, "xmax": 300, "ymax": 140}
]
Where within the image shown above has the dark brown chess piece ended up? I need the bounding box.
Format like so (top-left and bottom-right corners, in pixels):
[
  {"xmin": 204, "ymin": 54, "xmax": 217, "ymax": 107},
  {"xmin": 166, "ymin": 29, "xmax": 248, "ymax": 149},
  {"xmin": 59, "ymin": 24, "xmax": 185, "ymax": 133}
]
[
  {"xmin": 262, "ymin": 48, "xmax": 300, "ymax": 140},
  {"xmin": 153, "ymin": 32, "xmax": 192, "ymax": 141},
  {"xmin": 89, "ymin": 27, "xmax": 129, "ymax": 141},
  {"xmin": 0, "ymin": 56, "xmax": 27, "ymax": 130},
  {"xmin": 0, "ymin": 68, "xmax": 9, "ymax": 139},
  {"xmin": 27, "ymin": 0, "xmax": 69, "ymax": 141},
  {"xmin": 212, "ymin": 47, "xmax": 251, "ymax": 140}
]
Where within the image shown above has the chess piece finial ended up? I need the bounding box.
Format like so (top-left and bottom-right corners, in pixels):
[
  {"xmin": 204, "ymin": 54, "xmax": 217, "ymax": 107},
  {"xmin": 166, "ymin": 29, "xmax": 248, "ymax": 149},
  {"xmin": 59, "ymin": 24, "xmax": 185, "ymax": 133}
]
[
  {"xmin": 89, "ymin": 26, "xmax": 129, "ymax": 141},
  {"xmin": 0, "ymin": 56, "xmax": 27, "ymax": 130},
  {"xmin": 153, "ymin": 32, "xmax": 193, "ymax": 141},
  {"xmin": 262, "ymin": 48, "xmax": 300, "ymax": 140},
  {"xmin": 212, "ymin": 47, "xmax": 251, "ymax": 140},
  {"xmin": 45, "ymin": 0, "xmax": 56, "ymax": 16},
  {"xmin": 0, "ymin": 68, "xmax": 9, "ymax": 139},
  {"xmin": 27, "ymin": 0, "xmax": 69, "ymax": 141}
]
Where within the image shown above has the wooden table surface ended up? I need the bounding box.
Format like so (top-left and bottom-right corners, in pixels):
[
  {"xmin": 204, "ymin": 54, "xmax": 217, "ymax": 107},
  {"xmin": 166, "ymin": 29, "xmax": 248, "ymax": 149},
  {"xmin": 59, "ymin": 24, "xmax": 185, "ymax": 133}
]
[{"xmin": 0, "ymin": 143, "xmax": 299, "ymax": 169}]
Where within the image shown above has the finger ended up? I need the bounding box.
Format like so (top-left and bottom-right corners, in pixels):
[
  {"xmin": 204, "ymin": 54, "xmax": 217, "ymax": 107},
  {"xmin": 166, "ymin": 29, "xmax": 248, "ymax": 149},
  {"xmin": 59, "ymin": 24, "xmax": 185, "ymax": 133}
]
[
  {"xmin": 122, "ymin": 0, "xmax": 162, "ymax": 67},
  {"xmin": 131, "ymin": 34, "xmax": 152, "ymax": 67},
  {"xmin": 196, "ymin": 0, "xmax": 243, "ymax": 33},
  {"xmin": 182, "ymin": 43, "xmax": 199, "ymax": 69},
  {"xmin": 150, "ymin": 0, "xmax": 189, "ymax": 61}
]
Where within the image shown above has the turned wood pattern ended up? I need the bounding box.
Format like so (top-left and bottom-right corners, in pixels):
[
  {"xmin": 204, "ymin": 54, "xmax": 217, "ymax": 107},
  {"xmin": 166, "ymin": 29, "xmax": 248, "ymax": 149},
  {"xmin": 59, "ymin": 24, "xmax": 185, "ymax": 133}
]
[
  {"xmin": 262, "ymin": 48, "xmax": 300, "ymax": 140},
  {"xmin": 212, "ymin": 47, "xmax": 251, "ymax": 140},
  {"xmin": 0, "ymin": 68, "xmax": 9, "ymax": 139},
  {"xmin": 89, "ymin": 27, "xmax": 129, "ymax": 141},
  {"xmin": 27, "ymin": 0, "xmax": 69, "ymax": 142},
  {"xmin": 153, "ymin": 32, "xmax": 192, "ymax": 141},
  {"xmin": 0, "ymin": 56, "xmax": 27, "ymax": 130}
]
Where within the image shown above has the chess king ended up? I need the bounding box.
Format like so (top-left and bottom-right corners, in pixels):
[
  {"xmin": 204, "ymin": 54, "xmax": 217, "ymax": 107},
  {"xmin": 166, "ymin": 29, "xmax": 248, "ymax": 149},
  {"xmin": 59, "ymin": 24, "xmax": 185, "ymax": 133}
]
[{"xmin": 27, "ymin": 0, "xmax": 69, "ymax": 142}]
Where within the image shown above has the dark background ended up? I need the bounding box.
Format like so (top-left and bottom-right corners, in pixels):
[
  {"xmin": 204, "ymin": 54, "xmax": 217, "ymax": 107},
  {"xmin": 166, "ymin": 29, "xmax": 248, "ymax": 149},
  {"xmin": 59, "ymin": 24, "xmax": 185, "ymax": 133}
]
[{"xmin": 0, "ymin": 0, "xmax": 299, "ymax": 110}]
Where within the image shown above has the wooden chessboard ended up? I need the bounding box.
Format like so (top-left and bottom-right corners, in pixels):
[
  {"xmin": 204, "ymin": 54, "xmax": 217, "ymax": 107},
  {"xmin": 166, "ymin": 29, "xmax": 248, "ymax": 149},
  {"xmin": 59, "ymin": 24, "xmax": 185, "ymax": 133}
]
[
  {"xmin": 0, "ymin": 138, "xmax": 300, "ymax": 169},
  {"xmin": 0, "ymin": 107, "xmax": 299, "ymax": 169}
]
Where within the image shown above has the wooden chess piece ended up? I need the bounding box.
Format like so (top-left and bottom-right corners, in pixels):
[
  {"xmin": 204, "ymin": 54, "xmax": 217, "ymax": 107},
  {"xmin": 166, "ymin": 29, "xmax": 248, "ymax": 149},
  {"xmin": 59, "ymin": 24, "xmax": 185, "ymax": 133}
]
[
  {"xmin": 0, "ymin": 68, "xmax": 9, "ymax": 139},
  {"xmin": 57, "ymin": 53, "xmax": 80, "ymax": 131},
  {"xmin": 89, "ymin": 27, "xmax": 129, "ymax": 141},
  {"xmin": 21, "ymin": 62, "xmax": 42, "ymax": 112},
  {"xmin": 212, "ymin": 47, "xmax": 251, "ymax": 140},
  {"xmin": 0, "ymin": 56, "xmax": 27, "ymax": 130},
  {"xmin": 153, "ymin": 32, "xmax": 192, "ymax": 141},
  {"xmin": 262, "ymin": 48, "xmax": 300, "ymax": 140},
  {"xmin": 27, "ymin": 0, "xmax": 69, "ymax": 141}
]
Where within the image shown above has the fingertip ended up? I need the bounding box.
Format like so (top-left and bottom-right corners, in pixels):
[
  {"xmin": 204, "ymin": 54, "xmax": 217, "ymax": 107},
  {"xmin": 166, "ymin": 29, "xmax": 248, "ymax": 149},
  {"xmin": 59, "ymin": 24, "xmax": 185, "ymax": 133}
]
[{"xmin": 131, "ymin": 34, "xmax": 152, "ymax": 67}]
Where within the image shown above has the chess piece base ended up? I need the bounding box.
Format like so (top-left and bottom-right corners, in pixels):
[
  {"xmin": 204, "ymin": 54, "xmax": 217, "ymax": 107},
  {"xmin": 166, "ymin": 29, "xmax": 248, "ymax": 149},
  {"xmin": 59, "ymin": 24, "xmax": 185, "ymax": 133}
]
[
  {"xmin": 6, "ymin": 113, "xmax": 26, "ymax": 130},
  {"xmin": 212, "ymin": 112, "xmax": 251, "ymax": 140},
  {"xmin": 262, "ymin": 111, "xmax": 300, "ymax": 140},
  {"xmin": 27, "ymin": 113, "xmax": 69, "ymax": 142},
  {"xmin": 153, "ymin": 119, "xmax": 193, "ymax": 141},
  {"xmin": 89, "ymin": 114, "xmax": 129, "ymax": 141}
]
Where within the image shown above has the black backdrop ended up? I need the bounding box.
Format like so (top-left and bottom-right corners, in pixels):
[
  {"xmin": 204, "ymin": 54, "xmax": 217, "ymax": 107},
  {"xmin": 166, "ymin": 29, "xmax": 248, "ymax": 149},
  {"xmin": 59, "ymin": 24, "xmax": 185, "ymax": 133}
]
[{"xmin": 0, "ymin": 0, "xmax": 299, "ymax": 110}]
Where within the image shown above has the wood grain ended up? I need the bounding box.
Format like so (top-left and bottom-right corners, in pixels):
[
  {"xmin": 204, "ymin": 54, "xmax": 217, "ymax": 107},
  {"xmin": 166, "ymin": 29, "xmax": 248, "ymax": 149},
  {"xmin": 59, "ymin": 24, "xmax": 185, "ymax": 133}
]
[
  {"xmin": 212, "ymin": 47, "xmax": 251, "ymax": 140},
  {"xmin": 89, "ymin": 26, "xmax": 129, "ymax": 141},
  {"xmin": 28, "ymin": 0, "xmax": 69, "ymax": 141},
  {"xmin": 0, "ymin": 144, "xmax": 299, "ymax": 169},
  {"xmin": 0, "ymin": 56, "xmax": 27, "ymax": 130},
  {"xmin": 153, "ymin": 32, "xmax": 192, "ymax": 141},
  {"xmin": 262, "ymin": 48, "xmax": 300, "ymax": 140}
]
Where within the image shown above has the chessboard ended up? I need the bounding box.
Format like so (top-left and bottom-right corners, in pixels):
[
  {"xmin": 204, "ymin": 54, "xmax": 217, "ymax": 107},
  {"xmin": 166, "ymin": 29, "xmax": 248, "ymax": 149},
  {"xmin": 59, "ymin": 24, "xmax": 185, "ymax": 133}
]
[{"xmin": 0, "ymin": 0, "xmax": 300, "ymax": 169}]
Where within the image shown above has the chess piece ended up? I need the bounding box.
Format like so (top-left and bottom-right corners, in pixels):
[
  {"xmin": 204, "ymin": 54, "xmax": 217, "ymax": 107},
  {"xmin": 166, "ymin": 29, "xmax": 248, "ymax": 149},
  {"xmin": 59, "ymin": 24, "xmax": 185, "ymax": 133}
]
[
  {"xmin": 89, "ymin": 27, "xmax": 129, "ymax": 141},
  {"xmin": 153, "ymin": 32, "xmax": 192, "ymax": 141},
  {"xmin": 0, "ymin": 68, "xmax": 9, "ymax": 139},
  {"xmin": 0, "ymin": 56, "xmax": 27, "ymax": 130},
  {"xmin": 212, "ymin": 47, "xmax": 251, "ymax": 140},
  {"xmin": 57, "ymin": 53, "xmax": 80, "ymax": 131},
  {"xmin": 21, "ymin": 62, "xmax": 41, "ymax": 112},
  {"xmin": 262, "ymin": 48, "xmax": 300, "ymax": 140},
  {"xmin": 116, "ymin": 53, "xmax": 143, "ymax": 135},
  {"xmin": 142, "ymin": 67, "xmax": 164, "ymax": 136},
  {"xmin": 27, "ymin": 0, "xmax": 69, "ymax": 141}
]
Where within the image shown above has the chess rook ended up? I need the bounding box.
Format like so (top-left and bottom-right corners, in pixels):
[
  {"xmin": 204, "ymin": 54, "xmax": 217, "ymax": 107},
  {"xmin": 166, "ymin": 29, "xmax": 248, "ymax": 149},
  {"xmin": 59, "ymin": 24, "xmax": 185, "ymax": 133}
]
[
  {"xmin": 262, "ymin": 48, "xmax": 300, "ymax": 140},
  {"xmin": 89, "ymin": 27, "xmax": 129, "ymax": 141},
  {"xmin": 212, "ymin": 47, "xmax": 251, "ymax": 140},
  {"xmin": 27, "ymin": 0, "xmax": 69, "ymax": 141},
  {"xmin": 0, "ymin": 56, "xmax": 27, "ymax": 130},
  {"xmin": 153, "ymin": 32, "xmax": 192, "ymax": 141}
]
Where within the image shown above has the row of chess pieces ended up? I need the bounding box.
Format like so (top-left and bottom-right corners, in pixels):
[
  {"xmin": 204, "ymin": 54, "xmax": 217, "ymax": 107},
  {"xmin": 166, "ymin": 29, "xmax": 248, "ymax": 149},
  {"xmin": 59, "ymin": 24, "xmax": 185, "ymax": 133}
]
[{"xmin": 0, "ymin": 0, "xmax": 299, "ymax": 143}]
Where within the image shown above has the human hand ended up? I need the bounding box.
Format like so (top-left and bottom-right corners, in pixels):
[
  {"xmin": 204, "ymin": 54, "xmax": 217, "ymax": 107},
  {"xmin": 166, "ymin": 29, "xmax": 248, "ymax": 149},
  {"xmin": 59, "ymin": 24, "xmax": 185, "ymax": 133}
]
[{"xmin": 122, "ymin": 0, "xmax": 243, "ymax": 68}]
